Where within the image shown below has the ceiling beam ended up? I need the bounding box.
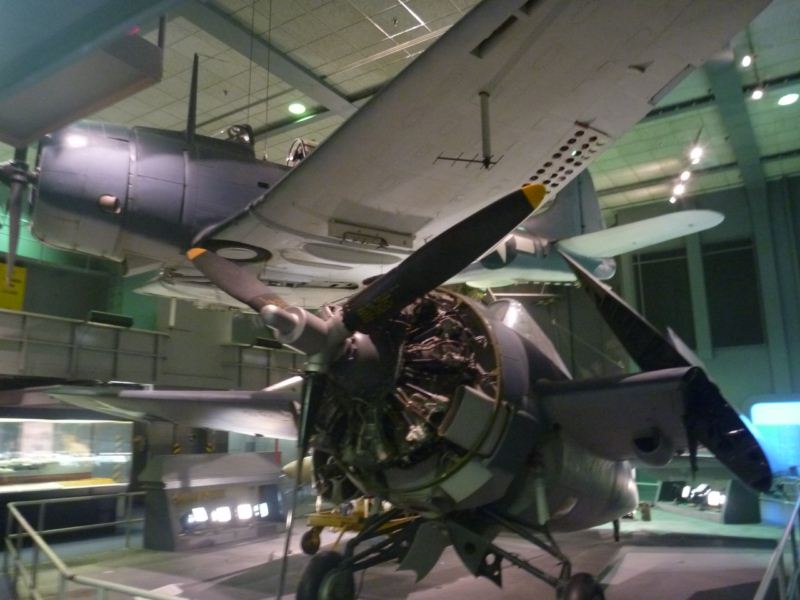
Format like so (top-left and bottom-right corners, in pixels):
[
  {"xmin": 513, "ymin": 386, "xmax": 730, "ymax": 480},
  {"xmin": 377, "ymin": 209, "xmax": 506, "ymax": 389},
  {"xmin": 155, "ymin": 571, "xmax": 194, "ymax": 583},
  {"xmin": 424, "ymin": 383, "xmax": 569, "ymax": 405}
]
[
  {"xmin": 644, "ymin": 70, "xmax": 800, "ymax": 122},
  {"xmin": 178, "ymin": 1, "xmax": 357, "ymax": 119},
  {"xmin": 596, "ymin": 148, "xmax": 800, "ymax": 198}
]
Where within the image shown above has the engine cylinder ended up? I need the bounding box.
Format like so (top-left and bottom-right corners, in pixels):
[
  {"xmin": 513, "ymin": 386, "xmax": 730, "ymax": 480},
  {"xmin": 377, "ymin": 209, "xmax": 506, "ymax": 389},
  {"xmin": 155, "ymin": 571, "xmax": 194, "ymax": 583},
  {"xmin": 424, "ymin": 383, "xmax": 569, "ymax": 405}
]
[{"xmin": 310, "ymin": 290, "xmax": 541, "ymax": 515}]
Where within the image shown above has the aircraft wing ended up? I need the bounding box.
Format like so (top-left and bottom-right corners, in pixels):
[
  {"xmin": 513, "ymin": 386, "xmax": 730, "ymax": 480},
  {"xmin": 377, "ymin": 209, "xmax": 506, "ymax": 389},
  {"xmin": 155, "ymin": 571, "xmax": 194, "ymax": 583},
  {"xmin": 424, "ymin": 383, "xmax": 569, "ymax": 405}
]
[
  {"xmin": 202, "ymin": 0, "xmax": 768, "ymax": 286},
  {"xmin": 556, "ymin": 210, "xmax": 724, "ymax": 258},
  {"xmin": 536, "ymin": 367, "xmax": 766, "ymax": 480},
  {"xmin": 50, "ymin": 383, "xmax": 301, "ymax": 440}
]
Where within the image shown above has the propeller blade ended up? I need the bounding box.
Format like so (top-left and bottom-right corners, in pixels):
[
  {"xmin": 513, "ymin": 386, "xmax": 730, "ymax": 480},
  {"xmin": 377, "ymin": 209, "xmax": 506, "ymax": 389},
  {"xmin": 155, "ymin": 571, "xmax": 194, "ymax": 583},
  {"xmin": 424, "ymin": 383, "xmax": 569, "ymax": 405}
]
[
  {"xmin": 559, "ymin": 248, "xmax": 771, "ymax": 492},
  {"xmin": 343, "ymin": 183, "xmax": 547, "ymax": 333},
  {"xmin": 186, "ymin": 247, "xmax": 288, "ymax": 310}
]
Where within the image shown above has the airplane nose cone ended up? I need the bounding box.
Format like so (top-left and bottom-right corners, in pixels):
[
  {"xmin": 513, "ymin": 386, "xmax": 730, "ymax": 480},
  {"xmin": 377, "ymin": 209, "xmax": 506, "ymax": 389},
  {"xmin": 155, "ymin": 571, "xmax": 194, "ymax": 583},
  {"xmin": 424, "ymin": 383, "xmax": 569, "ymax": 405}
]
[{"xmin": 32, "ymin": 122, "xmax": 131, "ymax": 261}]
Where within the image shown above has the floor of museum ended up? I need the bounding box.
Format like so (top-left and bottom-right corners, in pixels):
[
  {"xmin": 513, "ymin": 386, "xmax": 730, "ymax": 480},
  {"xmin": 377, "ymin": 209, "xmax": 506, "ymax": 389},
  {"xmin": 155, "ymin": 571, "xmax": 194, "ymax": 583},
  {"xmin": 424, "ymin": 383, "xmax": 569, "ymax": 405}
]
[{"xmin": 1, "ymin": 506, "xmax": 782, "ymax": 599}]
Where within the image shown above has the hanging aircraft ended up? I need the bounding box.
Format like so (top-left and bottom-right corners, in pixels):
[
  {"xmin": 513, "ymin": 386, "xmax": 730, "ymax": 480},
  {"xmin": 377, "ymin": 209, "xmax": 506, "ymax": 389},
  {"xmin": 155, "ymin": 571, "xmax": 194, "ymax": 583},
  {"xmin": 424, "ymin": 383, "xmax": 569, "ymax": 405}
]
[
  {"xmin": 0, "ymin": 1, "xmax": 774, "ymax": 597},
  {"xmin": 0, "ymin": 0, "xmax": 768, "ymax": 308},
  {"xmin": 131, "ymin": 169, "xmax": 725, "ymax": 309},
  {"xmin": 53, "ymin": 183, "xmax": 772, "ymax": 599}
]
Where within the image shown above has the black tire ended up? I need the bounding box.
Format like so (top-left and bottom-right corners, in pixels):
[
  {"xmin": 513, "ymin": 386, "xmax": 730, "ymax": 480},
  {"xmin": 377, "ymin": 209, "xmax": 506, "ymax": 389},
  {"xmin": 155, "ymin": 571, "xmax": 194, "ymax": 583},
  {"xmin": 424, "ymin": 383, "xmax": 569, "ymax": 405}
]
[
  {"xmin": 561, "ymin": 572, "xmax": 605, "ymax": 600},
  {"xmin": 301, "ymin": 527, "xmax": 322, "ymax": 555},
  {"xmin": 296, "ymin": 551, "xmax": 354, "ymax": 600},
  {"xmin": 319, "ymin": 565, "xmax": 356, "ymax": 600}
]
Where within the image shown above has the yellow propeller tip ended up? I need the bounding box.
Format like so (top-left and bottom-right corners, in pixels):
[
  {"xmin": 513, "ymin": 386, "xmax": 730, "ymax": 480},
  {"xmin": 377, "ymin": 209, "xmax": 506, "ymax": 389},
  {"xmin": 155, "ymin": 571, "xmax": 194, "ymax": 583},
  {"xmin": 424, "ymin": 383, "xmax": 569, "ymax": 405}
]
[
  {"xmin": 521, "ymin": 183, "xmax": 547, "ymax": 209},
  {"xmin": 186, "ymin": 247, "xmax": 207, "ymax": 260}
]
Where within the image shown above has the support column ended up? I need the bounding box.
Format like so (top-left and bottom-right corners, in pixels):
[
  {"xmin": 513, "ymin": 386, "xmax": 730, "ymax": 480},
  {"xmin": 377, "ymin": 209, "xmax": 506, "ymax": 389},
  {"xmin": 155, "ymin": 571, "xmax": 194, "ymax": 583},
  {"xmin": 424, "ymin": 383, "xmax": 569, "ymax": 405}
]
[
  {"xmin": 705, "ymin": 58, "xmax": 792, "ymax": 394},
  {"xmin": 685, "ymin": 234, "xmax": 713, "ymax": 361}
]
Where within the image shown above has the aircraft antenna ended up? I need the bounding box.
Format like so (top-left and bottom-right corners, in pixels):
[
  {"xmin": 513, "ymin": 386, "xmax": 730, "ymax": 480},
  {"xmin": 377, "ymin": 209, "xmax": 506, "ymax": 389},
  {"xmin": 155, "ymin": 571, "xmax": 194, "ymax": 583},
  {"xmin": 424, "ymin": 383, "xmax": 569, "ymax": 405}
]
[
  {"xmin": 245, "ymin": 1, "xmax": 257, "ymax": 126},
  {"xmin": 186, "ymin": 53, "xmax": 199, "ymax": 145},
  {"xmin": 263, "ymin": 0, "xmax": 274, "ymax": 155}
]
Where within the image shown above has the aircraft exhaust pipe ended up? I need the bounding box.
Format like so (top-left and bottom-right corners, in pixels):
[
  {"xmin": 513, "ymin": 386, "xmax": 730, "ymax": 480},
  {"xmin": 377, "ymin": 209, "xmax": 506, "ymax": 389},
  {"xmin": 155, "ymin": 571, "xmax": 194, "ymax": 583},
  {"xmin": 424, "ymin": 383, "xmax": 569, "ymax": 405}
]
[{"xmin": 632, "ymin": 428, "xmax": 675, "ymax": 467}]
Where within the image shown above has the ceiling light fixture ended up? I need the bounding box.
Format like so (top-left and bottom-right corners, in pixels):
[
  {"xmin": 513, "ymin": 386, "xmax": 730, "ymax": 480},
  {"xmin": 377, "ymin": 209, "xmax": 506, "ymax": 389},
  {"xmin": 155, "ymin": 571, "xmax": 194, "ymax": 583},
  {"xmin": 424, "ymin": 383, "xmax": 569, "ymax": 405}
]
[
  {"xmin": 689, "ymin": 145, "xmax": 703, "ymax": 163},
  {"xmin": 778, "ymin": 92, "xmax": 799, "ymax": 106},
  {"xmin": 751, "ymin": 87, "xmax": 764, "ymax": 100},
  {"xmin": 288, "ymin": 102, "xmax": 307, "ymax": 115},
  {"xmin": 740, "ymin": 54, "xmax": 753, "ymax": 68},
  {"xmin": 669, "ymin": 196, "xmax": 677, "ymax": 204},
  {"xmin": 680, "ymin": 170, "xmax": 691, "ymax": 181},
  {"xmin": 673, "ymin": 183, "xmax": 686, "ymax": 196}
]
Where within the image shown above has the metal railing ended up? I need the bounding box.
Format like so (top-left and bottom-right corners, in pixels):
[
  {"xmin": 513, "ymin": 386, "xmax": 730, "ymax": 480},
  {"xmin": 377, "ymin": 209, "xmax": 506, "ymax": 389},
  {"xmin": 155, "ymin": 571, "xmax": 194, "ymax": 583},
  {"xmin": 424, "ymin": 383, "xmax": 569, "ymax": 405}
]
[
  {"xmin": 3, "ymin": 491, "xmax": 176, "ymax": 600},
  {"xmin": 0, "ymin": 308, "xmax": 167, "ymax": 383},
  {"xmin": 754, "ymin": 493, "xmax": 800, "ymax": 600}
]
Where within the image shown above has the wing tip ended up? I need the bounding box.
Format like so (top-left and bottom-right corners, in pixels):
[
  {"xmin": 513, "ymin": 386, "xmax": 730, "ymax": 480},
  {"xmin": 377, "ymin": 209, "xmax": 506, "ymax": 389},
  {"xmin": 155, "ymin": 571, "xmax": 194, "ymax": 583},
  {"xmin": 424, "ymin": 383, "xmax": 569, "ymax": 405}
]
[{"xmin": 521, "ymin": 183, "xmax": 547, "ymax": 209}]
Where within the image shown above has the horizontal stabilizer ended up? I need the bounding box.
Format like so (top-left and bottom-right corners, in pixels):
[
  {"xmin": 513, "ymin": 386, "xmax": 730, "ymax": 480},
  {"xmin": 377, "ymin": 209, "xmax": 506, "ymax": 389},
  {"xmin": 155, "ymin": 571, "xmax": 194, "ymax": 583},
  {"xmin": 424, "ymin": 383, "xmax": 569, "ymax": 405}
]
[
  {"xmin": 51, "ymin": 384, "xmax": 301, "ymax": 440},
  {"xmin": 557, "ymin": 210, "xmax": 723, "ymax": 258}
]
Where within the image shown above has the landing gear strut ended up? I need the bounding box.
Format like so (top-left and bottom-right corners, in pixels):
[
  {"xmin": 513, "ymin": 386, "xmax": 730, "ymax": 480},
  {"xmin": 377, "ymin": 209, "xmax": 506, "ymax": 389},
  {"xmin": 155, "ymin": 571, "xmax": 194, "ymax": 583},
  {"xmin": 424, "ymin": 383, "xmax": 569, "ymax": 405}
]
[
  {"xmin": 295, "ymin": 507, "xmax": 605, "ymax": 599},
  {"xmin": 296, "ymin": 508, "xmax": 420, "ymax": 600},
  {"xmin": 454, "ymin": 508, "xmax": 605, "ymax": 600}
]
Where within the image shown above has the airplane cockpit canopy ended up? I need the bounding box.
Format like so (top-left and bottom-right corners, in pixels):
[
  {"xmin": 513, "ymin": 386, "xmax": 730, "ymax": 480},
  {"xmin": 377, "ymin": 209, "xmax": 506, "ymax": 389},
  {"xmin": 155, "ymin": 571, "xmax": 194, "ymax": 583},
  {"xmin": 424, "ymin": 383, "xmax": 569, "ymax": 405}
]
[{"xmin": 286, "ymin": 138, "xmax": 317, "ymax": 167}]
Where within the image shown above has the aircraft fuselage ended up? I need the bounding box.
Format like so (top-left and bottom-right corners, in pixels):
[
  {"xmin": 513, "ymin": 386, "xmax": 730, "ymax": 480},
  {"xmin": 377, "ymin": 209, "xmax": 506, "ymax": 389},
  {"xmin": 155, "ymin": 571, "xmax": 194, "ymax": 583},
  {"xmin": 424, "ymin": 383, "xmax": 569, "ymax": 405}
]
[{"xmin": 32, "ymin": 121, "xmax": 288, "ymax": 265}]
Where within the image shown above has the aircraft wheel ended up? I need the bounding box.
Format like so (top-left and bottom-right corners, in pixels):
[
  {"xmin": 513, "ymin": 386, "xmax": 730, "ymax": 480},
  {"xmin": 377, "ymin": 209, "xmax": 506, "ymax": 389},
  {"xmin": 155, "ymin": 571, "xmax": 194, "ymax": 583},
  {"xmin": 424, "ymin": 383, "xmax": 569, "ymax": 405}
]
[
  {"xmin": 319, "ymin": 564, "xmax": 355, "ymax": 600},
  {"xmin": 301, "ymin": 527, "xmax": 323, "ymax": 555},
  {"xmin": 560, "ymin": 572, "xmax": 605, "ymax": 600},
  {"xmin": 296, "ymin": 551, "xmax": 354, "ymax": 600}
]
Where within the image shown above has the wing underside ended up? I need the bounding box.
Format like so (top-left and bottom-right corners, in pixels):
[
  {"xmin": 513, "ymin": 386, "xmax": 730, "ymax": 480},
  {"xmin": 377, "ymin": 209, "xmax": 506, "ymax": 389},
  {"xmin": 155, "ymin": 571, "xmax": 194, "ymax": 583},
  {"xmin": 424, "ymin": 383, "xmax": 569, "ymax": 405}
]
[
  {"xmin": 538, "ymin": 368, "xmax": 702, "ymax": 465},
  {"xmin": 203, "ymin": 0, "xmax": 769, "ymax": 292},
  {"xmin": 52, "ymin": 386, "xmax": 300, "ymax": 440},
  {"xmin": 557, "ymin": 210, "xmax": 725, "ymax": 258}
]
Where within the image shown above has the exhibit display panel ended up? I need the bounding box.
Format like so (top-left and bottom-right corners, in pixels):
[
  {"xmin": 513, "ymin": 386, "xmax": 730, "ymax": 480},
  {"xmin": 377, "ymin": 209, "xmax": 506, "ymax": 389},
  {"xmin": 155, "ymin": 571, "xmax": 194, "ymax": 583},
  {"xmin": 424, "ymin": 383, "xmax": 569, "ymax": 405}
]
[{"xmin": 0, "ymin": 417, "xmax": 132, "ymax": 492}]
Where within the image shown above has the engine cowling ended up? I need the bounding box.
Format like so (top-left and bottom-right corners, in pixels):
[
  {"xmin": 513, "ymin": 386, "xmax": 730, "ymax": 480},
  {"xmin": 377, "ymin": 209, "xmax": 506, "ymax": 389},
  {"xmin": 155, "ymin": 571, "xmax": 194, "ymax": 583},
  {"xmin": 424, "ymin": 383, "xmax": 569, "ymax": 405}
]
[{"xmin": 311, "ymin": 290, "xmax": 544, "ymax": 514}]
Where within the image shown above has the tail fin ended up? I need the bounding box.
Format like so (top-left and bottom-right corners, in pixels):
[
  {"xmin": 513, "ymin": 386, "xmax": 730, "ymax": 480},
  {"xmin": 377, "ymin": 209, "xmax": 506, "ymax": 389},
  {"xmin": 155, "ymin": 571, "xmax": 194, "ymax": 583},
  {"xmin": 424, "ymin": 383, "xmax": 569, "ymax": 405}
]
[{"xmin": 524, "ymin": 171, "xmax": 604, "ymax": 240}]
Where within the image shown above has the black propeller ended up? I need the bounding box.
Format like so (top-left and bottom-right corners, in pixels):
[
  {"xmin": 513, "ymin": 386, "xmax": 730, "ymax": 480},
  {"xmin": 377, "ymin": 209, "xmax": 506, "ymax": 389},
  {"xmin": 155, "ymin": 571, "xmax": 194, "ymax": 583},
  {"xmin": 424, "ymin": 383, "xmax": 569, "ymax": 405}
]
[
  {"xmin": 342, "ymin": 184, "xmax": 546, "ymax": 332},
  {"xmin": 186, "ymin": 248, "xmax": 289, "ymax": 310},
  {"xmin": 0, "ymin": 147, "xmax": 34, "ymax": 287},
  {"xmin": 190, "ymin": 183, "xmax": 546, "ymax": 333},
  {"xmin": 558, "ymin": 248, "xmax": 772, "ymax": 492}
]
